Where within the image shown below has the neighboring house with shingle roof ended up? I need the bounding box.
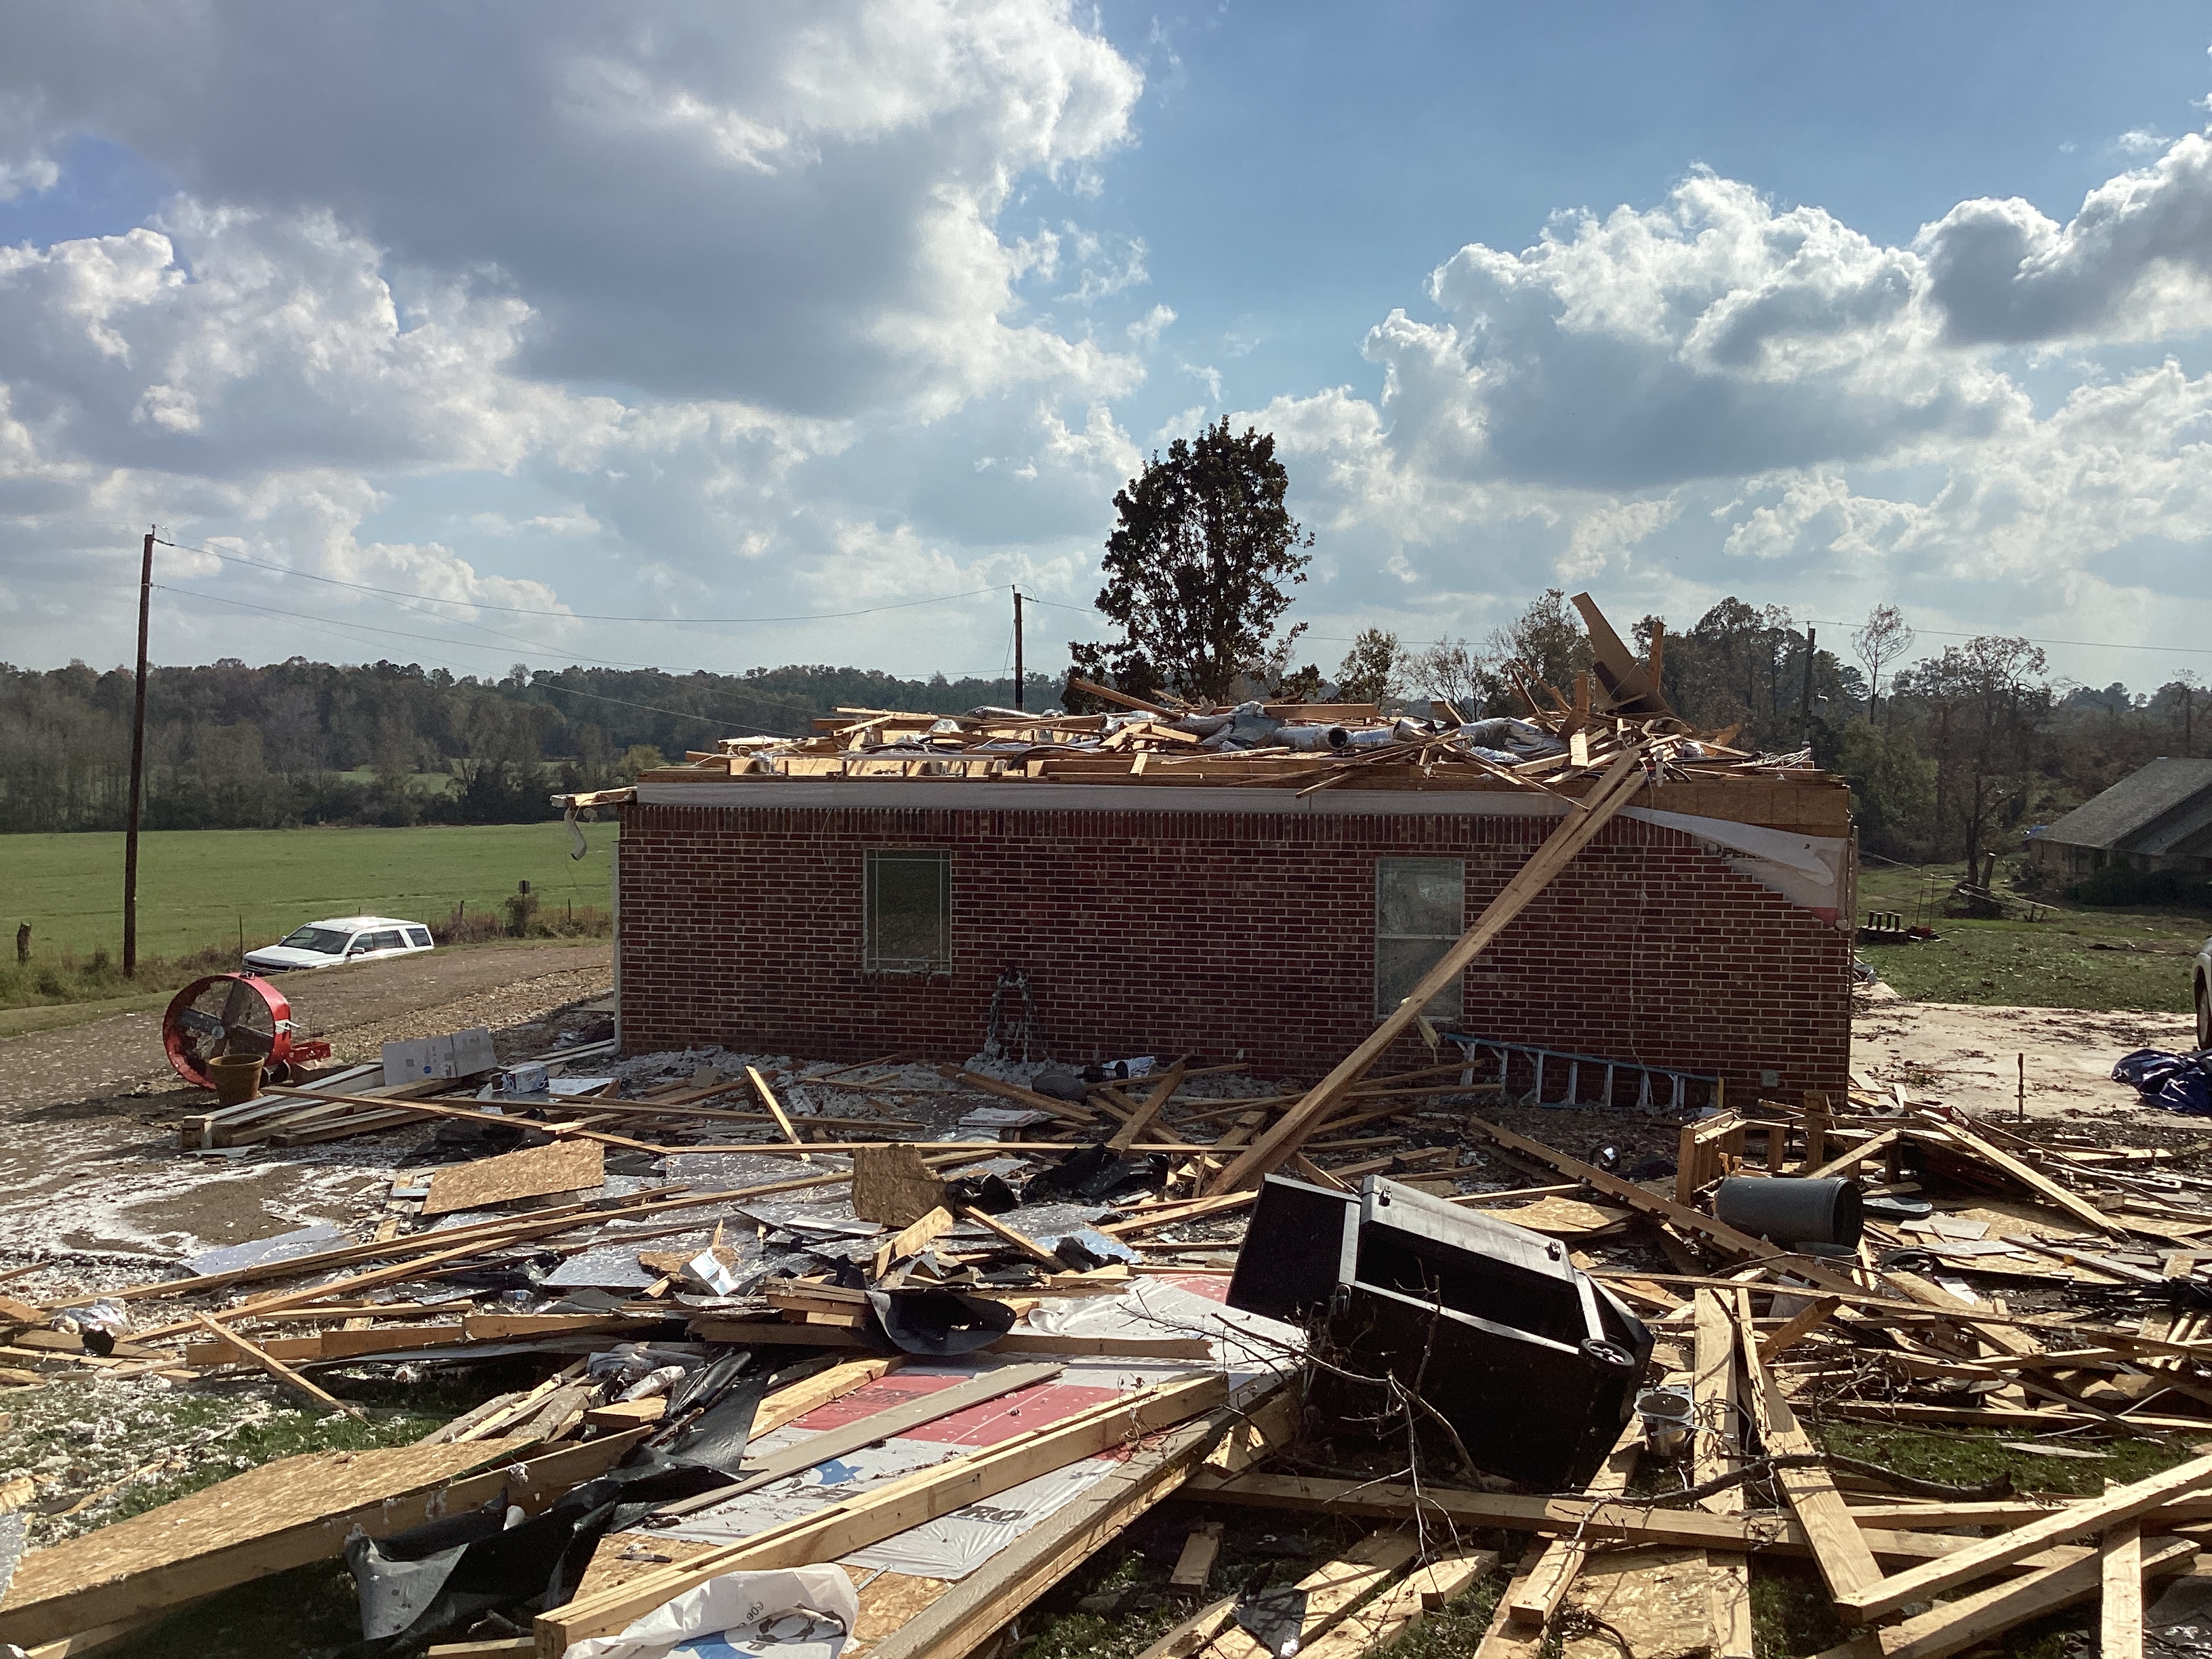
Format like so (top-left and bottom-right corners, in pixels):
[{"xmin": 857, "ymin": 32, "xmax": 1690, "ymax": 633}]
[{"xmin": 2028, "ymin": 758, "xmax": 2212, "ymax": 880}]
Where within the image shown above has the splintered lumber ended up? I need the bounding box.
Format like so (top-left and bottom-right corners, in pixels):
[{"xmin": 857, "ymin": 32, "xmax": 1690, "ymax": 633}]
[
  {"xmin": 872, "ymin": 1205, "xmax": 957, "ymax": 1275},
  {"xmin": 851, "ymin": 1143, "xmax": 951, "ymax": 1226},
  {"xmin": 1300, "ymin": 1547, "xmax": 1498, "ymax": 1658},
  {"xmin": 1571, "ymin": 590, "xmax": 1671, "ymax": 715},
  {"xmin": 419, "ymin": 1136, "xmax": 605, "ymax": 1216},
  {"xmin": 1811, "ymin": 1538, "xmax": 2196, "ymax": 1659},
  {"xmin": 190, "ymin": 1313, "xmax": 365, "ymax": 1421},
  {"xmin": 865, "ymin": 1380, "xmax": 1296, "ymax": 1659},
  {"xmin": 1733, "ymin": 1290, "xmax": 1881, "ymax": 1604},
  {"xmin": 1759, "ymin": 1294, "xmax": 1842, "ymax": 1361},
  {"xmin": 1507, "ymin": 1416, "xmax": 1645, "ymax": 1623},
  {"xmin": 0, "ymin": 1434, "xmax": 644, "ymax": 1650},
  {"xmin": 1208, "ymin": 744, "xmax": 1650, "ymax": 1193},
  {"xmin": 1914, "ymin": 1119, "xmax": 2128, "ymax": 1238},
  {"xmin": 746, "ymin": 1065, "xmax": 809, "ymax": 1159},
  {"xmin": 537, "ymin": 1371, "xmax": 1229, "ymax": 1652},
  {"xmin": 1207, "ymin": 1531, "xmax": 1420, "ymax": 1659},
  {"xmin": 1107, "ymin": 1060, "xmax": 1186, "ymax": 1154},
  {"xmin": 1835, "ymin": 1450, "xmax": 2212, "ymax": 1622},
  {"xmin": 1693, "ymin": 1290, "xmax": 1755, "ymax": 1659},
  {"xmin": 962, "ymin": 1205, "xmax": 1063, "ymax": 1267},
  {"xmin": 1472, "ymin": 1543, "xmax": 1549, "ymax": 1659},
  {"xmin": 2103, "ymin": 1524, "xmax": 2144, "ymax": 1659}
]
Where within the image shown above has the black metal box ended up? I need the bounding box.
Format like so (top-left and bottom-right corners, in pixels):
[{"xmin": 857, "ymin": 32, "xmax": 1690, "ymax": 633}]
[{"xmin": 1228, "ymin": 1173, "xmax": 1652, "ymax": 1489}]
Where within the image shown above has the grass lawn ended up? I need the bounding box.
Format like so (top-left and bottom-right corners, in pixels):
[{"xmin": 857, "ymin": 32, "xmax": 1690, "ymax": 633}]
[
  {"xmin": 1, "ymin": 821, "xmax": 614, "ymax": 962},
  {"xmin": 1858, "ymin": 858, "xmax": 2209, "ymax": 1011}
]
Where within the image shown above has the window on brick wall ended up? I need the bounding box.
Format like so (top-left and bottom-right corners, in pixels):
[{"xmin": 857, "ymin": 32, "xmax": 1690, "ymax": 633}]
[
  {"xmin": 1375, "ymin": 857, "xmax": 1465, "ymax": 1020},
  {"xmin": 865, "ymin": 850, "xmax": 951, "ymax": 975}
]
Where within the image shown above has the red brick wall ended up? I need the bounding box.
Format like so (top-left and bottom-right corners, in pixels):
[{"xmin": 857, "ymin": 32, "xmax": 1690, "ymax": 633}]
[{"xmin": 615, "ymin": 800, "xmax": 1852, "ymax": 1096}]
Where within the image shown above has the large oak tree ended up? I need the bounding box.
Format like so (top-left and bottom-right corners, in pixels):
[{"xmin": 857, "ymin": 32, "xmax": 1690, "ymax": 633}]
[{"xmin": 1068, "ymin": 419, "xmax": 1313, "ymax": 705}]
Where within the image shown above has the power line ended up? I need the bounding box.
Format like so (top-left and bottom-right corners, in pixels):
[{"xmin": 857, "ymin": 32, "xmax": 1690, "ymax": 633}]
[
  {"xmin": 1800, "ymin": 618, "xmax": 2212, "ymax": 660},
  {"xmin": 152, "ymin": 535, "xmax": 1007, "ymax": 626}
]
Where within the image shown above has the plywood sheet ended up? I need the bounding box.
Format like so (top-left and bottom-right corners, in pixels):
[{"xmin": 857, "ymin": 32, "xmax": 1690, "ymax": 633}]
[
  {"xmin": 0, "ymin": 1439, "xmax": 531, "ymax": 1618},
  {"xmin": 1490, "ymin": 1197, "xmax": 1635, "ymax": 1239},
  {"xmin": 1560, "ymin": 1546, "xmax": 1712, "ymax": 1659},
  {"xmin": 422, "ymin": 1137, "xmax": 604, "ymax": 1216}
]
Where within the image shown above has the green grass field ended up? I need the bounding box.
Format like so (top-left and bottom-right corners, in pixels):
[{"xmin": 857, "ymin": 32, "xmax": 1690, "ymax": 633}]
[
  {"xmin": 1857, "ymin": 858, "xmax": 2209, "ymax": 1010},
  {"xmin": 3, "ymin": 822, "xmax": 614, "ymax": 961}
]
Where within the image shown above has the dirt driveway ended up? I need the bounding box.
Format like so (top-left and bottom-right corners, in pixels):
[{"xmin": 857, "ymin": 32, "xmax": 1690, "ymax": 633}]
[
  {"xmin": 0, "ymin": 942, "xmax": 611, "ymax": 1267},
  {"xmin": 0, "ymin": 941, "xmax": 611, "ymax": 1112},
  {"xmin": 1851, "ymin": 989, "xmax": 2200, "ymax": 1126}
]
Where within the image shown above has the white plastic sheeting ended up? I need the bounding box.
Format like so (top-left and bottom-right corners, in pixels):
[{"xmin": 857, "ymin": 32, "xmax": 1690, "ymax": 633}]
[{"xmin": 560, "ymin": 1564, "xmax": 858, "ymax": 1659}]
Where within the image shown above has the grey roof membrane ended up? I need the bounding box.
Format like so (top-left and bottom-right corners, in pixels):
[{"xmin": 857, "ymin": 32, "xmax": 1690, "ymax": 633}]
[{"xmin": 2039, "ymin": 758, "xmax": 2212, "ymax": 851}]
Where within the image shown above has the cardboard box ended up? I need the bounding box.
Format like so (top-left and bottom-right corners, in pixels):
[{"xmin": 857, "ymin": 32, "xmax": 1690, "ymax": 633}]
[{"xmin": 381, "ymin": 1026, "xmax": 498, "ymax": 1088}]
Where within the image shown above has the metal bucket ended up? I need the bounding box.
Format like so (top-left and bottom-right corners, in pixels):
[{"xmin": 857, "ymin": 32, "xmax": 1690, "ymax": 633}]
[{"xmin": 1634, "ymin": 1386, "xmax": 1695, "ymax": 1458}]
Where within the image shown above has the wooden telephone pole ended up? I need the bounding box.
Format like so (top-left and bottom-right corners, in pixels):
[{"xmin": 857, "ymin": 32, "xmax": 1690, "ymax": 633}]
[
  {"xmin": 1012, "ymin": 588, "xmax": 1025, "ymax": 712},
  {"xmin": 123, "ymin": 528, "xmax": 154, "ymax": 977}
]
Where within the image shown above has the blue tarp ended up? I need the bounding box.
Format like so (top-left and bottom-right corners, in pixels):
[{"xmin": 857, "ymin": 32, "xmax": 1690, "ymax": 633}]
[{"xmin": 2112, "ymin": 1048, "xmax": 2212, "ymax": 1115}]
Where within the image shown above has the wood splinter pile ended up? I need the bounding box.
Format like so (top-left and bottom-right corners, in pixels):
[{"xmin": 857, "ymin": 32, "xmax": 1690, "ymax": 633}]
[{"xmin": 621, "ymin": 592, "xmax": 1818, "ymax": 797}]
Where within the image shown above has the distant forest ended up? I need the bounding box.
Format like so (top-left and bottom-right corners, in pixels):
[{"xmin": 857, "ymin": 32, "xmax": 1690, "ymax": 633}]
[
  {"xmin": 0, "ymin": 659, "xmax": 1052, "ymax": 832},
  {"xmin": 3, "ymin": 592, "xmax": 2206, "ymax": 884}
]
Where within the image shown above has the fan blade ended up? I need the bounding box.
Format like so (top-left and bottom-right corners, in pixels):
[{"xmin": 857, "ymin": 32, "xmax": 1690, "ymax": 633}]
[
  {"xmin": 174, "ymin": 1008, "xmax": 226, "ymax": 1038},
  {"xmin": 220, "ymin": 976, "xmax": 258, "ymax": 1029}
]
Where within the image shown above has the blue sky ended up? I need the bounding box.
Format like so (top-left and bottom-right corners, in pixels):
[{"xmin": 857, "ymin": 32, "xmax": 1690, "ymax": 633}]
[{"xmin": 4, "ymin": 1, "xmax": 2212, "ymax": 694}]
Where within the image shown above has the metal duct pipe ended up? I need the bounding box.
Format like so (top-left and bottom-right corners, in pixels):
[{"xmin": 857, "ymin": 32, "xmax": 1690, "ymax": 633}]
[{"xmin": 1714, "ymin": 1176, "xmax": 1864, "ymax": 1248}]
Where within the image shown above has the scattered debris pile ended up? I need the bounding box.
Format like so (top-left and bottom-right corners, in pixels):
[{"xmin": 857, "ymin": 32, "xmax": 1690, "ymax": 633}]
[
  {"xmin": 580, "ymin": 594, "xmax": 1817, "ymax": 800},
  {"xmin": 14, "ymin": 1016, "xmax": 2212, "ymax": 1659}
]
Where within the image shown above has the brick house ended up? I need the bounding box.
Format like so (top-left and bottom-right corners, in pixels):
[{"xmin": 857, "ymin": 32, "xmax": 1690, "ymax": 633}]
[{"xmin": 600, "ymin": 763, "xmax": 1856, "ymax": 1100}]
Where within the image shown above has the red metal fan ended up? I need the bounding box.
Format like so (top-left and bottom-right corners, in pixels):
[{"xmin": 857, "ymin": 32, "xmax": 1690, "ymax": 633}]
[{"xmin": 161, "ymin": 972, "xmax": 331, "ymax": 1088}]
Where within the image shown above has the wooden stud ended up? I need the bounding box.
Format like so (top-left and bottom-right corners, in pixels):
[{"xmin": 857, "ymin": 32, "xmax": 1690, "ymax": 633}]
[
  {"xmin": 1168, "ymin": 1519, "xmax": 1223, "ymax": 1590},
  {"xmin": 1734, "ymin": 1292, "xmax": 1880, "ymax": 1603},
  {"xmin": 1208, "ymin": 747, "xmax": 1652, "ymax": 1193},
  {"xmin": 1693, "ymin": 1289, "xmax": 1755, "ymax": 1659},
  {"xmin": 190, "ymin": 1313, "xmax": 364, "ymax": 1421},
  {"xmin": 1809, "ymin": 1538, "xmax": 2194, "ymax": 1659},
  {"xmin": 2102, "ymin": 1523, "xmax": 2144, "ymax": 1659},
  {"xmin": 745, "ymin": 1065, "xmax": 808, "ymax": 1160},
  {"xmin": 1757, "ymin": 1296, "xmax": 1841, "ymax": 1363},
  {"xmin": 1835, "ymin": 1451, "xmax": 2212, "ymax": 1623}
]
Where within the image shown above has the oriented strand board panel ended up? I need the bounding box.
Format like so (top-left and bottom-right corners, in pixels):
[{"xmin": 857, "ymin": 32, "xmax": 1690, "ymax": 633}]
[
  {"xmin": 1560, "ymin": 1547, "xmax": 1713, "ymax": 1659},
  {"xmin": 0, "ymin": 1439, "xmax": 533, "ymax": 1645},
  {"xmin": 422, "ymin": 1136, "xmax": 605, "ymax": 1216}
]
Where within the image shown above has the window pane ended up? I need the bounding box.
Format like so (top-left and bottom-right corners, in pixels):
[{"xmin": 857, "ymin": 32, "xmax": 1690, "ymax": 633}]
[
  {"xmin": 1376, "ymin": 857, "xmax": 1465, "ymax": 1019},
  {"xmin": 1375, "ymin": 940, "xmax": 1465, "ymax": 1020},
  {"xmin": 867, "ymin": 851, "xmax": 949, "ymax": 971},
  {"xmin": 1377, "ymin": 859, "xmax": 1463, "ymax": 939}
]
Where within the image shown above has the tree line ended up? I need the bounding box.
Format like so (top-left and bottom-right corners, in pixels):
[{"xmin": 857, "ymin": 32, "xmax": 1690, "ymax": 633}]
[
  {"xmin": 0, "ymin": 657, "xmax": 1050, "ymax": 832},
  {"xmin": 1061, "ymin": 420, "xmax": 2205, "ymax": 888}
]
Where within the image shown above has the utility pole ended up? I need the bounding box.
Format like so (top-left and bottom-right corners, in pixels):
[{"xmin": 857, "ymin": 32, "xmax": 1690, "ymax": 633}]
[
  {"xmin": 1801, "ymin": 626, "xmax": 1817, "ymax": 749},
  {"xmin": 123, "ymin": 528, "xmax": 154, "ymax": 978},
  {"xmin": 1012, "ymin": 587, "xmax": 1025, "ymax": 712}
]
